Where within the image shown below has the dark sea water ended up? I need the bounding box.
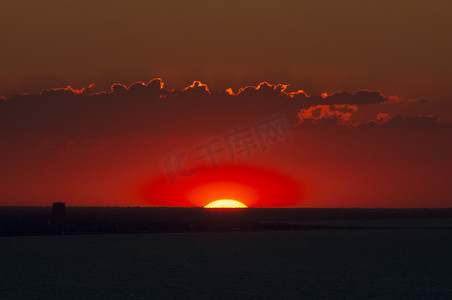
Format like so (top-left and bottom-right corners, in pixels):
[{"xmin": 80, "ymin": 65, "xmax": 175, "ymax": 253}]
[{"xmin": 1, "ymin": 229, "xmax": 452, "ymax": 299}]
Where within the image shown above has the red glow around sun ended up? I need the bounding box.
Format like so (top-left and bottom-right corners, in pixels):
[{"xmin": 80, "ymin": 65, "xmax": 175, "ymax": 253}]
[{"xmin": 140, "ymin": 164, "xmax": 302, "ymax": 207}]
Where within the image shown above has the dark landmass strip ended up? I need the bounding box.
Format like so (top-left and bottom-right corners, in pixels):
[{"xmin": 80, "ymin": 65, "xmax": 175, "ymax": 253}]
[{"xmin": 1, "ymin": 207, "xmax": 452, "ymax": 236}]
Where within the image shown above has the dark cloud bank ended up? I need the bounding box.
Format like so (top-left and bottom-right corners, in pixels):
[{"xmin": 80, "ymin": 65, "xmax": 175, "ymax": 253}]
[{"xmin": 0, "ymin": 79, "xmax": 446, "ymax": 140}]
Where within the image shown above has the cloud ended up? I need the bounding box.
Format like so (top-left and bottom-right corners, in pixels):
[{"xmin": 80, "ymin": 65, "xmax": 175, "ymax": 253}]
[
  {"xmin": 230, "ymin": 82, "xmax": 292, "ymax": 97},
  {"xmin": 40, "ymin": 84, "xmax": 96, "ymax": 97},
  {"xmin": 106, "ymin": 78, "xmax": 164, "ymax": 97},
  {"xmin": 296, "ymin": 105, "xmax": 358, "ymax": 129},
  {"xmin": 283, "ymin": 90, "xmax": 387, "ymax": 107},
  {"xmin": 384, "ymin": 95, "xmax": 428, "ymax": 104},
  {"xmin": 295, "ymin": 105, "xmax": 445, "ymax": 130},
  {"xmin": 180, "ymin": 81, "xmax": 211, "ymax": 96},
  {"xmin": 227, "ymin": 83, "xmax": 387, "ymax": 106},
  {"xmin": 308, "ymin": 90, "xmax": 387, "ymax": 105},
  {"xmin": 0, "ymin": 79, "xmax": 446, "ymax": 142},
  {"xmin": 359, "ymin": 113, "xmax": 442, "ymax": 129}
]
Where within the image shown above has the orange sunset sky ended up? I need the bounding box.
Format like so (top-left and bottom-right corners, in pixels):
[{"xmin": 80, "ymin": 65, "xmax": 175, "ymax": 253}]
[{"xmin": 0, "ymin": 1, "xmax": 451, "ymax": 207}]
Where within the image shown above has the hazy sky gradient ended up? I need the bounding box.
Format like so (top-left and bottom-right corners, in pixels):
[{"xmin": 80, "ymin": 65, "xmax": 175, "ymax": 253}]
[
  {"xmin": 1, "ymin": 1, "xmax": 451, "ymax": 207},
  {"xmin": 1, "ymin": 0, "xmax": 451, "ymax": 102}
]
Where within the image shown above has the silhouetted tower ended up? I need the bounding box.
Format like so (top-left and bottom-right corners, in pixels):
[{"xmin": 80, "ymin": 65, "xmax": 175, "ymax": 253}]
[{"xmin": 52, "ymin": 202, "xmax": 66, "ymax": 225}]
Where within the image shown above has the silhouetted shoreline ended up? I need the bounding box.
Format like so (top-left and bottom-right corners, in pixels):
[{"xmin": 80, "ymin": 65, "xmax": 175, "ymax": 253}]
[{"xmin": 1, "ymin": 206, "xmax": 452, "ymax": 236}]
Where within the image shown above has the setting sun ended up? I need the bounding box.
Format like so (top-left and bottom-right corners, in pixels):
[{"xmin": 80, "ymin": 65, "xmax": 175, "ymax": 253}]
[{"xmin": 204, "ymin": 199, "xmax": 248, "ymax": 209}]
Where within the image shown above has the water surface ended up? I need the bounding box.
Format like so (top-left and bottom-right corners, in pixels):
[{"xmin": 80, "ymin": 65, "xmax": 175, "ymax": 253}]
[{"xmin": 1, "ymin": 230, "xmax": 451, "ymax": 299}]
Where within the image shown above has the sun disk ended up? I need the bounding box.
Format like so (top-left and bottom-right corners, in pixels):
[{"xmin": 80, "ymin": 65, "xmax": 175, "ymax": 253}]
[{"xmin": 204, "ymin": 199, "xmax": 248, "ymax": 208}]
